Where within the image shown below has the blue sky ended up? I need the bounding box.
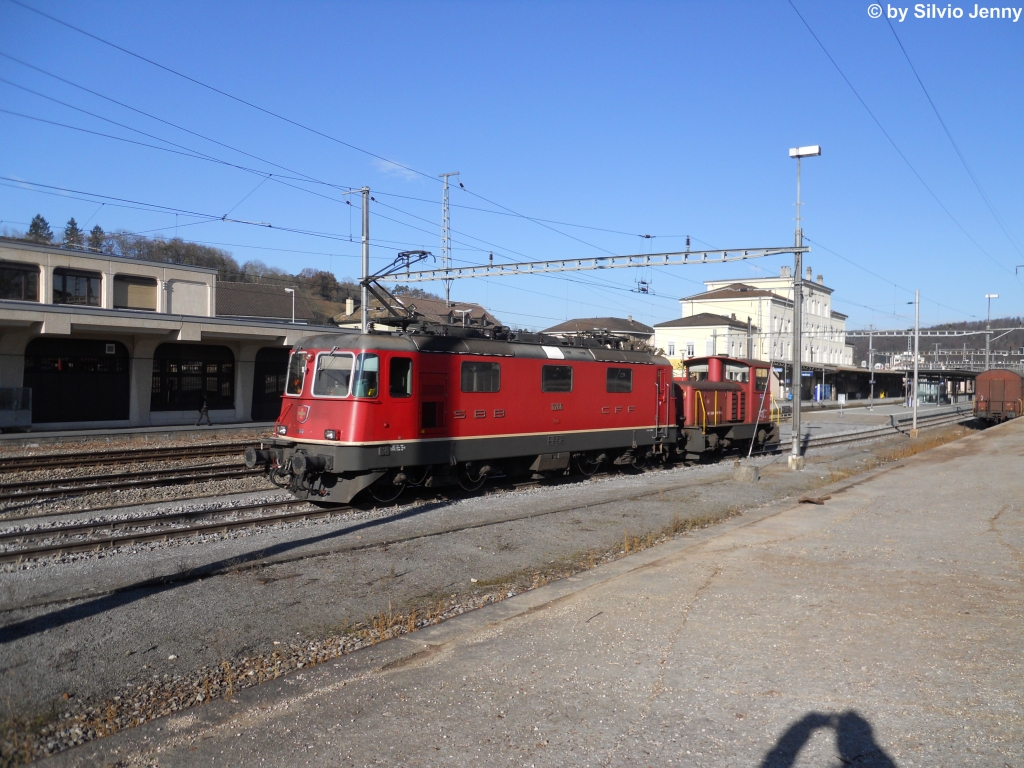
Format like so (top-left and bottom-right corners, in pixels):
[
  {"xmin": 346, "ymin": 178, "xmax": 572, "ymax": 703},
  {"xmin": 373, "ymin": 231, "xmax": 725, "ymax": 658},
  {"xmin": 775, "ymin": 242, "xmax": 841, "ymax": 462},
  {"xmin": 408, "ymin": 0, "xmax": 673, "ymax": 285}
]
[{"xmin": 1, "ymin": 0, "xmax": 1021, "ymax": 331}]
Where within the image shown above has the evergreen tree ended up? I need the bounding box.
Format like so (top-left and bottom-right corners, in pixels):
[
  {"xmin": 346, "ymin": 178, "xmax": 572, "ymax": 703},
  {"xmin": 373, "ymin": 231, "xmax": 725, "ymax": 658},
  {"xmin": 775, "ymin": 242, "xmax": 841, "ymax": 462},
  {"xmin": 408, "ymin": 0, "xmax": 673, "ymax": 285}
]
[
  {"xmin": 62, "ymin": 217, "xmax": 84, "ymax": 249},
  {"xmin": 88, "ymin": 225, "xmax": 105, "ymax": 252},
  {"xmin": 26, "ymin": 214, "xmax": 53, "ymax": 243}
]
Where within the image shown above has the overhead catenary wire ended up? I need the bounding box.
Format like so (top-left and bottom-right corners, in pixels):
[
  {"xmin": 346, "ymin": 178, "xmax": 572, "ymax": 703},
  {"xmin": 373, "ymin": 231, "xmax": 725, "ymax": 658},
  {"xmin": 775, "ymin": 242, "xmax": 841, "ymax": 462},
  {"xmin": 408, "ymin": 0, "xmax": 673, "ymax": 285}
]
[
  {"xmin": 0, "ymin": 9, "xmax": 686, "ymax": 263},
  {"xmin": 10, "ymin": 0, "xmax": 967, "ymax": 328},
  {"xmin": 787, "ymin": 0, "xmax": 1018, "ymax": 280},
  {"xmin": 883, "ymin": 19, "xmax": 1024, "ymax": 262}
]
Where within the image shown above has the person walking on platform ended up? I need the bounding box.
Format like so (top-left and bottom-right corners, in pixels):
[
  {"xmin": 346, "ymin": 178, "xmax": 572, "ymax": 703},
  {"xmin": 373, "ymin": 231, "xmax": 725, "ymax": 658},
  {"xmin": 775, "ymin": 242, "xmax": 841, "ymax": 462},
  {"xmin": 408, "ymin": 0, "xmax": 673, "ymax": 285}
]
[{"xmin": 196, "ymin": 395, "xmax": 212, "ymax": 426}]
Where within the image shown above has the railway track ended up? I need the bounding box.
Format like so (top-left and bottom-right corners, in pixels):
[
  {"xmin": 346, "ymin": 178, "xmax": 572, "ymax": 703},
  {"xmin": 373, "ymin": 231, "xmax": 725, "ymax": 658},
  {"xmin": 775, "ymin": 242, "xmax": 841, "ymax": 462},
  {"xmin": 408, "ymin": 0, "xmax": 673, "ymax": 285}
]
[
  {"xmin": 0, "ymin": 441, "xmax": 253, "ymax": 473},
  {"xmin": 798, "ymin": 407, "xmax": 974, "ymax": 450},
  {"xmin": 0, "ymin": 464, "xmax": 260, "ymax": 503},
  {"xmin": 0, "ymin": 498, "xmax": 323, "ymax": 564},
  {"xmin": 0, "ymin": 411, "xmax": 977, "ymax": 564}
]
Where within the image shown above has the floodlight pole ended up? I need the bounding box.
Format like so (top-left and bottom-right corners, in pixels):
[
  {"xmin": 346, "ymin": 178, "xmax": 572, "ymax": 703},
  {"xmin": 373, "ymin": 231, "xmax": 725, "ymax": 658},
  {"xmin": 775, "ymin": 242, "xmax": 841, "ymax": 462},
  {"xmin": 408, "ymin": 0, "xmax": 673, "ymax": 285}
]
[
  {"xmin": 868, "ymin": 326, "xmax": 874, "ymax": 410},
  {"xmin": 912, "ymin": 289, "xmax": 919, "ymax": 434},
  {"xmin": 788, "ymin": 145, "xmax": 820, "ymax": 471}
]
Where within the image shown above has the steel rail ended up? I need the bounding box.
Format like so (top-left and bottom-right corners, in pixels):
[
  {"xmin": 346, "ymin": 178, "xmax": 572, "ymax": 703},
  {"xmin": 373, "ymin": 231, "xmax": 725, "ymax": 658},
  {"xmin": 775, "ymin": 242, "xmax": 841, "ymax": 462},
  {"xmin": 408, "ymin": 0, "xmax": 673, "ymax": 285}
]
[
  {"xmin": 0, "ymin": 498, "xmax": 311, "ymax": 544},
  {"xmin": 0, "ymin": 501, "xmax": 341, "ymax": 564},
  {"xmin": 801, "ymin": 411, "xmax": 971, "ymax": 450},
  {"xmin": 0, "ymin": 442, "xmax": 253, "ymax": 472},
  {"xmin": 0, "ymin": 466, "xmax": 260, "ymax": 503}
]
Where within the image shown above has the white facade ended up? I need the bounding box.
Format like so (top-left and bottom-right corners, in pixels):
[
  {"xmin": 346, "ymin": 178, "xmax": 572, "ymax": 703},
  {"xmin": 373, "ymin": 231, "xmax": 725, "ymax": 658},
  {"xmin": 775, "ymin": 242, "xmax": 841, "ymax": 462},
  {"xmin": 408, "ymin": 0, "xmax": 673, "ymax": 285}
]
[
  {"xmin": 667, "ymin": 266, "xmax": 853, "ymax": 368},
  {"xmin": 654, "ymin": 314, "xmax": 757, "ymax": 378}
]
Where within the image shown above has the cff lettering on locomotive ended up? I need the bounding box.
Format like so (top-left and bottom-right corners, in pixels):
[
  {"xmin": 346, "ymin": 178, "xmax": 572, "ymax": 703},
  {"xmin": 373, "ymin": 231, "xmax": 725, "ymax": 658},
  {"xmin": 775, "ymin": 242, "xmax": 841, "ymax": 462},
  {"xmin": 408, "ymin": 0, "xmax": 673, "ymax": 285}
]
[{"xmin": 244, "ymin": 326, "xmax": 780, "ymax": 504}]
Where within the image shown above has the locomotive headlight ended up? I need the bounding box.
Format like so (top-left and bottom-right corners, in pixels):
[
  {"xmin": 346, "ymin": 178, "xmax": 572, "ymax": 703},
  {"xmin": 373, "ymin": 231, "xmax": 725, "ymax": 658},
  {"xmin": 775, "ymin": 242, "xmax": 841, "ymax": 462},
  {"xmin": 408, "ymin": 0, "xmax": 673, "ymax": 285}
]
[
  {"xmin": 324, "ymin": 429, "xmax": 338, "ymax": 440},
  {"xmin": 276, "ymin": 425, "xmax": 287, "ymax": 435}
]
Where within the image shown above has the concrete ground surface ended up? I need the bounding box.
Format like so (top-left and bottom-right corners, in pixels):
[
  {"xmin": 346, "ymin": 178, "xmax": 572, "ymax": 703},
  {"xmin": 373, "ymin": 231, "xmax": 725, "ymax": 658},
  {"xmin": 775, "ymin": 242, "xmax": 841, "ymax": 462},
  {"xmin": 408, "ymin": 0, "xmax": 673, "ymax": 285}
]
[{"xmin": 43, "ymin": 419, "xmax": 1023, "ymax": 767}]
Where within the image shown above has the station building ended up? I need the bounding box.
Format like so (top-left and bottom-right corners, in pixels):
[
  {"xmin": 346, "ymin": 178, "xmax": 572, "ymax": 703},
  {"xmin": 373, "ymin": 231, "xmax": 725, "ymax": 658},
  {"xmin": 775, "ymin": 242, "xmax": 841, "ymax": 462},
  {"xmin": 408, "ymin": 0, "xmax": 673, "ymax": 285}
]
[{"xmin": 0, "ymin": 238, "xmax": 335, "ymax": 430}]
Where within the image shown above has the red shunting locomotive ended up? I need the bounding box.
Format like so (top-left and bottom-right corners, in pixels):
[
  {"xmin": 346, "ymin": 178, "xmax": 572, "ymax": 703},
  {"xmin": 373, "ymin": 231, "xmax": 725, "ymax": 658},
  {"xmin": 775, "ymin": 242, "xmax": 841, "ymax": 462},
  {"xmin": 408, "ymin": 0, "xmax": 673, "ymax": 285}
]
[{"xmin": 244, "ymin": 329, "xmax": 779, "ymax": 504}]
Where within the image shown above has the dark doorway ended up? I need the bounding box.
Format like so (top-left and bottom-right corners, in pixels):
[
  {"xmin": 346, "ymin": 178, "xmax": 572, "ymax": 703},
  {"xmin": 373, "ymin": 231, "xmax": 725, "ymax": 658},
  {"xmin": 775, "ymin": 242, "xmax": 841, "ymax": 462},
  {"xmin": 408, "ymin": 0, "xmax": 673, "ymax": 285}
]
[
  {"xmin": 252, "ymin": 347, "xmax": 290, "ymax": 421},
  {"xmin": 23, "ymin": 338, "xmax": 130, "ymax": 423},
  {"xmin": 151, "ymin": 344, "xmax": 234, "ymax": 412}
]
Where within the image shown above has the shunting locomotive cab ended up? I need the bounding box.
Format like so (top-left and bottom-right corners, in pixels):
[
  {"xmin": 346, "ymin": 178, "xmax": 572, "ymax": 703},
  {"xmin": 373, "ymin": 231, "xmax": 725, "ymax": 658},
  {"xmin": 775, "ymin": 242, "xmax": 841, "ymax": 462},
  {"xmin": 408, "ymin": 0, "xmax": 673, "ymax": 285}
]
[{"xmin": 674, "ymin": 355, "xmax": 779, "ymax": 459}]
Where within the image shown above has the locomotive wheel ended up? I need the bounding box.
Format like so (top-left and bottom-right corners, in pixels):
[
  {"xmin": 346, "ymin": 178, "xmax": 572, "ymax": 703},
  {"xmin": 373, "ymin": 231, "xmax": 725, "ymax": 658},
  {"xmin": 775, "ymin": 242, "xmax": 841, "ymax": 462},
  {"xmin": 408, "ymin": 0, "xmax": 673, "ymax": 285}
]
[
  {"xmin": 456, "ymin": 462, "xmax": 488, "ymax": 492},
  {"xmin": 404, "ymin": 465, "xmax": 431, "ymax": 486},
  {"xmin": 621, "ymin": 450, "xmax": 649, "ymax": 474},
  {"xmin": 573, "ymin": 451, "xmax": 604, "ymax": 477},
  {"xmin": 368, "ymin": 471, "xmax": 406, "ymax": 503}
]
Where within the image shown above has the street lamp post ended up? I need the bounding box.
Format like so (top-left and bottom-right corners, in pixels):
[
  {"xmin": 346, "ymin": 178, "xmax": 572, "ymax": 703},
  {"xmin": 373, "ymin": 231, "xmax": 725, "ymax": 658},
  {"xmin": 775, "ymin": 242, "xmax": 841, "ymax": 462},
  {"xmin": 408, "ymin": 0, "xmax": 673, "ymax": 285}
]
[
  {"xmin": 788, "ymin": 144, "xmax": 821, "ymax": 471},
  {"xmin": 985, "ymin": 293, "xmax": 998, "ymax": 370},
  {"xmin": 912, "ymin": 290, "xmax": 919, "ymax": 434},
  {"xmin": 284, "ymin": 288, "xmax": 295, "ymax": 324}
]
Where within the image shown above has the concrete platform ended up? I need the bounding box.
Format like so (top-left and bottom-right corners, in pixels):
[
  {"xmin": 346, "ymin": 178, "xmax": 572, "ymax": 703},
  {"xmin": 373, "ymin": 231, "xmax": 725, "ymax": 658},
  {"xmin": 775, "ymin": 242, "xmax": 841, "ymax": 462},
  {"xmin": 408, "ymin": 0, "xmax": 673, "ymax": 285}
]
[{"xmin": 47, "ymin": 420, "xmax": 1023, "ymax": 767}]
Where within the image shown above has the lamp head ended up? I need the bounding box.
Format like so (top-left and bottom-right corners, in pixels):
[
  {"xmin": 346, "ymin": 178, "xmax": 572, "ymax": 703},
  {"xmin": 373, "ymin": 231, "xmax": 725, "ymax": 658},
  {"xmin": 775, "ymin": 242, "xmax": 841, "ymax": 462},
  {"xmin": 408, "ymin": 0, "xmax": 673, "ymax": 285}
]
[
  {"xmin": 789, "ymin": 145, "xmax": 822, "ymax": 158},
  {"xmin": 985, "ymin": 294, "xmax": 998, "ymax": 299}
]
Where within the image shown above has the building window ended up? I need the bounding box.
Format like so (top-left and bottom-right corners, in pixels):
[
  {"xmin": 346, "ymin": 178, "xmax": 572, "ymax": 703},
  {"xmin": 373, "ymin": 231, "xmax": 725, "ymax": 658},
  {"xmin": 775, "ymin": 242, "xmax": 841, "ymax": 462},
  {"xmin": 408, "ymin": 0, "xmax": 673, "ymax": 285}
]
[
  {"xmin": 53, "ymin": 268, "xmax": 101, "ymax": 306},
  {"xmin": 541, "ymin": 364, "xmax": 573, "ymax": 393},
  {"xmin": 113, "ymin": 275, "xmax": 157, "ymax": 311},
  {"xmin": 606, "ymin": 367, "xmax": 632, "ymax": 393},
  {"xmin": 151, "ymin": 344, "xmax": 234, "ymax": 411},
  {"xmin": 686, "ymin": 341, "xmax": 695, "ymax": 357},
  {"xmin": 0, "ymin": 261, "xmax": 39, "ymax": 302},
  {"xmin": 667, "ymin": 342, "xmax": 675, "ymax": 356},
  {"xmin": 461, "ymin": 361, "xmax": 500, "ymax": 392}
]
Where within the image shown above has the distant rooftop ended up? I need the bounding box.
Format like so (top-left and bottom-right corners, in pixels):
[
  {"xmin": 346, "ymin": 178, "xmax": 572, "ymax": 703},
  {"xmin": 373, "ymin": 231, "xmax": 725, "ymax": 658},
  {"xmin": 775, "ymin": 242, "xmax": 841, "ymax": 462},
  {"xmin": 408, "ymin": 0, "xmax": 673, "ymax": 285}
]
[
  {"xmin": 542, "ymin": 316, "xmax": 654, "ymax": 336},
  {"xmin": 217, "ymin": 282, "xmax": 315, "ymax": 321},
  {"xmin": 654, "ymin": 312, "xmax": 756, "ymax": 332},
  {"xmin": 681, "ymin": 282, "xmax": 786, "ymax": 302}
]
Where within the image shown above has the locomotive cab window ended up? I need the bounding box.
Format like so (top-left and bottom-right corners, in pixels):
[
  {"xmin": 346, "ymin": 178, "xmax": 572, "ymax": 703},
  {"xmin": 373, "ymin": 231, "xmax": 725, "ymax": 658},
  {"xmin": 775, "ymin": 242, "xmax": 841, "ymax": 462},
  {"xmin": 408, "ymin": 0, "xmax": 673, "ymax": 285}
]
[
  {"xmin": 685, "ymin": 363, "xmax": 708, "ymax": 381},
  {"xmin": 542, "ymin": 365, "xmax": 573, "ymax": 393},
  {"xmin": 285, "ymin": 352, "xmax": 308, "ymax": 396},
  {"xmin": 312, "ymin": 352, "xmax": 355, "ymax": 397},
  {"xmin": 389, "ymin": 357, "xmax": 412, "ymax": 397},
  {"xmin": 606, "ymin": 367, "xmax": 632, "ymax": 393},
  {"xmin": 353, "ymin": 353, "xmax": 379, "ymax": 398},
  {"xmin": 755, "ymin": 368, "xmax": 769, "ymax": 392},
  {"xmin": 725, "ymin": 363, "xmax": 750, "ymax": 383},
  {"xmin": 461, "ymin": 361, "xmax": 500, "ymax": 393}
]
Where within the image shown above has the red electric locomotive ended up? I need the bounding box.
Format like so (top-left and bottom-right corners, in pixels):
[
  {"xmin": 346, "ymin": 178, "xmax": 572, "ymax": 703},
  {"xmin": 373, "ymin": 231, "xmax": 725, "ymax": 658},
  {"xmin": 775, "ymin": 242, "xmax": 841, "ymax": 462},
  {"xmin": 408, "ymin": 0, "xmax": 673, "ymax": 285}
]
[{"xmin": 245, "ymin": 328, "xmax": 779, "ymax": 504}]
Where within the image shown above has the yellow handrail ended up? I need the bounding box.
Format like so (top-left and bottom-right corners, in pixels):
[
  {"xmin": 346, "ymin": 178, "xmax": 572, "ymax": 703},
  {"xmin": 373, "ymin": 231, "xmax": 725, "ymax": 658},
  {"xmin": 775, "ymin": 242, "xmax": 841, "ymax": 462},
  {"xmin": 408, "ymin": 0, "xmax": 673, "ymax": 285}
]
[
  {"xmin": 696, "ymin": 391, "xmax": 707, "ymax": 434},
  {"xmin": 770, "ymin": 396, "xmax": 782, "ymax": 425}
]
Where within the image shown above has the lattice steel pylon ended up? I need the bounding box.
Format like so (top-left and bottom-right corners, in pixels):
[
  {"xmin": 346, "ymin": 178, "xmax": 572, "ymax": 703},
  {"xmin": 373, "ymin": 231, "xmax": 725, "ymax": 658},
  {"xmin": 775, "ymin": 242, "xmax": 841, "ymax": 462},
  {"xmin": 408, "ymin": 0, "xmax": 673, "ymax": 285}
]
[{"xmin": 439, "ymin": 171, "xmax": 460, "ymax": 306}]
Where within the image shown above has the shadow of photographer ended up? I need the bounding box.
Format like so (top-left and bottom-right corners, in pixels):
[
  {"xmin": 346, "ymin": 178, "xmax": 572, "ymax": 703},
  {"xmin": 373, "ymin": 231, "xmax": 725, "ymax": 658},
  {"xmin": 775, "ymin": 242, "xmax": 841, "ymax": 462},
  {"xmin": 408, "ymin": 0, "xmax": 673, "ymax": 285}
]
[{"xmin": 760, "ymin": 710, "xmax": 896, "ymax": 768}]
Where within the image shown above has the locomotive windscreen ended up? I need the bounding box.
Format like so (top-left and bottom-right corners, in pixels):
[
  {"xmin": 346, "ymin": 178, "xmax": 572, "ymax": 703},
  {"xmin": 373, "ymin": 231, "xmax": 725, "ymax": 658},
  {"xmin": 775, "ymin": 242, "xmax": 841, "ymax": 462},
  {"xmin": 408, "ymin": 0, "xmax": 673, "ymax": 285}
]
[{"xmin": 313, "ymin": 353, "xmax": 355, "ymax": 397}]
